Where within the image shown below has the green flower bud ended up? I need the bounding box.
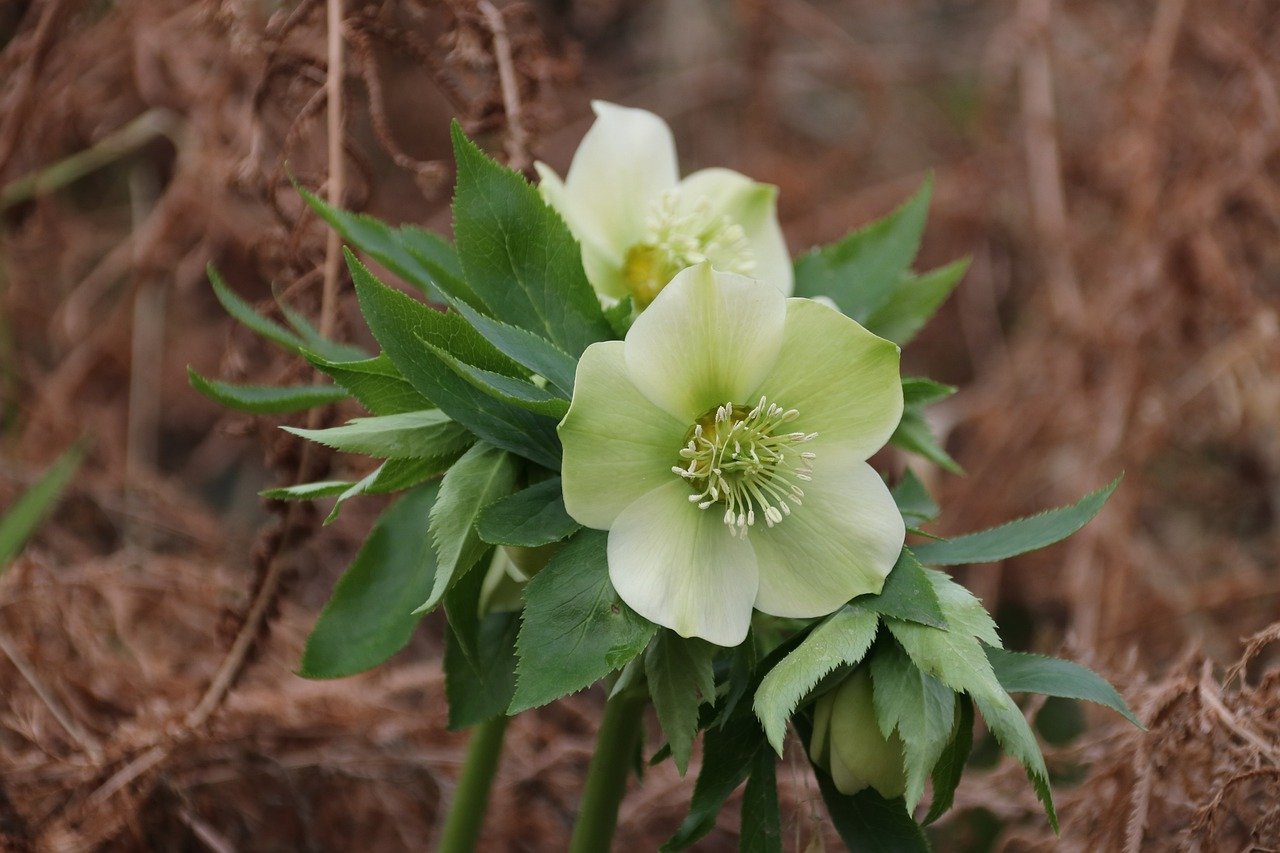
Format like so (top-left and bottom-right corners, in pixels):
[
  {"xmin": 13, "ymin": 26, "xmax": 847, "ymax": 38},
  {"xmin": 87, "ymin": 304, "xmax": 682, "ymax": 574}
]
[{"xmin": 810, "ymin": 667, "xmax": 907, "ymax": 799}]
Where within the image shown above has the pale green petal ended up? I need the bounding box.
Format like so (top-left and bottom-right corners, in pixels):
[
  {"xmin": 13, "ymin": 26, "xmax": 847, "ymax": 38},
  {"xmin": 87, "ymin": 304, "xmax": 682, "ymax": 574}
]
[
  {"xmin": 608, "ymin": 480, "xmax": 758, "ymax": 647},
  {"xmin": 679, "ymin": 167, "xmax": 793, "ymax": 295},
  {"xmin": 752, "ymin": 450, "xmax": 904, "ymax": 617},
  {"xmin": 829, "ymin": 668, "xmax": 908, "ymax": 798},
  {"xmin": 558, "ymin": 341, "xmax": 687, "ymax": 530},
  {"xmin": 753, "ymin": 298, "xmax": 903, "ymax": 461},
  {"xmin": 624, "ymin": 264, "xmax": 787, "ymax": 422},
  {"xmin": 562, "ymin": 101, "xmax": 679, "ymax": 256},
  {"xmin": 535, "ymin": 161, "xmax": 630, "ymax": 300}
]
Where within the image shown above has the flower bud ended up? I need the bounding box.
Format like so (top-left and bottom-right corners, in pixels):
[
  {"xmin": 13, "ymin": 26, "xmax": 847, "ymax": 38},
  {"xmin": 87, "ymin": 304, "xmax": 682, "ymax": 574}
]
[
  {"xmin": 809, "ymin": 667, "xmax": 907, "ymax": 799},
  {"xmin": 478, "ymin": 544, "xmax": 561, "ymax": 615}
]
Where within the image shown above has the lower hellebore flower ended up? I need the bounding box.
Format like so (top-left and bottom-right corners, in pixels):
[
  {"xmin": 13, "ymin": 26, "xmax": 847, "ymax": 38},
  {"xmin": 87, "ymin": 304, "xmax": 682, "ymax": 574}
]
[
  {"xmin": 535, "ymin": 101, "xmax": 791, "ymax": 307},
  {"xmin": 809, "ymin": 667, "xmax": 907, "ymax": 799},
  {"xmin": 558, "ymin": 263, "xmax": 905, "ymax": 646}
]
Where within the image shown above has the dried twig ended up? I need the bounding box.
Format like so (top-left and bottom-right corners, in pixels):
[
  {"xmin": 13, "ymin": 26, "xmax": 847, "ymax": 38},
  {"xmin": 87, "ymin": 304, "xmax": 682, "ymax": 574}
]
[
  {"xmin": 0, "ymin": 632, "xmax": 102, "ymax": 761},
  {"xmin": 478, "ymin": 1, "xmax": 530, "ymax": 170}
]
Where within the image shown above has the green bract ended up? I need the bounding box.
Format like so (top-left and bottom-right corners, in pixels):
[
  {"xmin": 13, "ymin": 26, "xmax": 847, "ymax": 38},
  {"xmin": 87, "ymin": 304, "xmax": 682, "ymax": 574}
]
[
  {"xmin": 558, "ymin": 263, "xmax": 905, "ymax": 646},
  {"xmin": 535, "ymin": 101, "xmax": 791, "ymax": 307}
]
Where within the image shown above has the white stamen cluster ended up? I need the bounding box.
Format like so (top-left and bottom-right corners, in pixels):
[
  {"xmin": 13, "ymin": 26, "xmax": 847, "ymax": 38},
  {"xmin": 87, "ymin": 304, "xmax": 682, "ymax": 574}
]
[
  {"xmin": 644, "ymin": 189, "xmax": 756, "ymax": 277},
  {"xmin": 672, "ymin": 396, "xmax": 817, "ymax": 538}
]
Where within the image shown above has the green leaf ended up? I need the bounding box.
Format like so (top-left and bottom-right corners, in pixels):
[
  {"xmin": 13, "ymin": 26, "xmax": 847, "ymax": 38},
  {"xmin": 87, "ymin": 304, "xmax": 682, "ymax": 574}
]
[
  {"xmin": 299, "ymin": 483, "xmax": 439, "ymax": 678},
  {"xmin": 421, "ymin": 442, "xmax": 518, "ymax": 614},
  {"xmin": 451, "ymin": 122, "xmax": 613, "ymax": 356},
  {"xmin": 928, "ymin": 569, "xmax": 1001, "ymax": 647},
  {"xmin": 188, "ymin": 367, "xmax": 348, "ymax": 413},
  {"xmin": 645, "ymin": 631, "xmax": 717, "ymax": 775},
  {"xmin": 299, "ymin": 185, "xmax": 480, "ymax": 307},
  {"xmin": 892, "ymin": 469, "xmax": 939, "ymax": 525},
  {"xmin": 911, "ymin": 476, "xmax": 1121, "ymax": 566},
  {"xmin": 793, "ymin": 175, "xmax": 932, "ymax": 322},
  {"xmin": 816, "ymin": 778, "xmax": 930, "ymax": 852},
  {"xmin": 261, "ymin": 480, "xmax": 353, "ymax": 501},
  {"xmin": 869, "ymin": 641, "xmax": 956, "ymax": 811},
  {"xmin": 207, "ymin": 265, "xmax": 306, "ymax": 354},
  {"xmin": 476, "ymin": 477, "xmax": 580, "ymax": 548},
  {"xmin": 421, "ymin": 337, "xmax": 571, "ymax": 419},
  {"xmin": 901, "ymin": 377, "xmax": 955, "ymax": 407},
  {"xmin": 923, "ymin": 694, "xmax": 973, "ymax": 825},
  {"xmin": 754, "ymin": 606, "xmax": 880, "ymax": 754},
  {"xmin": 276, "ymin": 299, "xmax": 368, "ymax": 363},
  {"xmin": 0, "ymin": 443, "xmax": 83, "ymax": 567},
  {"xmin": 509, "ymin": 530, "xmax": 657, "ymax": 712},
  {"xmin": 890, "ymin": 407, "xmax": 963, "ymax": 475},
  {"xmin": 603, "ymin": 295, "xmax": 634, "ymax": 338},
  {"xmin": 444, "ymin": 299, "xmax": 579, "ymax": 398},
  {"xmin": 444, "ymin": 562, "xmax": 520, "ymax": 728},
  {"xmin": 322, "ymin": 455, "xmax": 459, "ymax": 525},
  {"xmin": 856, "ymin": 550, "xmax": 947, "ymax": 629},
  {"xmin": 740, "ymin": 749, "xmax": 782, "ymax": 853},
  {"xmin": 285, "ymin": 410, "xmax": 472, "ymax": 460},
  {"xmin": 865, "ymin": 258, "xmax": 969, "ymax": 346},
  {"xmin": 305, "ymin": 351, "xmax": 433, "ymax": 416},
  {"xmin": 348, "ymin": 250, "xmax": 562, "ymax": 468},
  {"xmin": 985, "ymin": 647, "xmax": 1142, "ymax": 727},
  {"xmin": 970, "ymin": 687, "xmax": 1057, "ymax": 830}
]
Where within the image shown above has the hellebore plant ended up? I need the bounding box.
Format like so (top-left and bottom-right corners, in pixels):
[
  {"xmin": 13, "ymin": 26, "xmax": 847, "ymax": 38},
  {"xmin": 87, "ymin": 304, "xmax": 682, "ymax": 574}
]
[{"xmin": 192, "ymin": 103, "xmax": 1140, "ymax": 852}]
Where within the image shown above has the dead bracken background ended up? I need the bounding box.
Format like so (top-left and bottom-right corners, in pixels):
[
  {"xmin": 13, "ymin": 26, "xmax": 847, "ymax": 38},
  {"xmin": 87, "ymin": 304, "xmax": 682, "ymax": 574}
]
[{"xmin": 1, "ymin": 0, "xmax": 1277, "ymax": 850}]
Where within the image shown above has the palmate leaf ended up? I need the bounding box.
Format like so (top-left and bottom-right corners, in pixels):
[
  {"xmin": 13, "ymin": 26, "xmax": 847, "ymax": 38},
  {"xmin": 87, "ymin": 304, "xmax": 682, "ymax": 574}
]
[
  {"xmin": 188, "ymin": 368, "xmax": 348, "ymax": 413},
  {"xmin": 509, "ymin": 530, "xmax": 656, "ymax": 713},
  {"xmin": 299, "ymin": 482, "xmax": 439, "ymax": 679},
  {"xmin": 754, "ymin": 606, "xmax": 881, "ymax": 754},
  {"xmin": 476, "ymin": 477, "xmax": 580, "ymax": 548},
  {"xmin": 451, "ymin": 122, "xmax": 614, "ymax": 357},
  {"xmin": 304, "ymin": 351, "xmax": 433, "ymax": 416},
  {"xmin": 645, "ymin": 631, "xmax": 717, "ymax": 775},
  {"xmin": 793, "ymin": 176, "xmax": 932, "ymax": 322},
  {"xmin": 284, "ymin": 410, "xmax": 472, "ymax": 460},
  {"xmin": 856, "ymin": 550, "xmax": 947, "ymax": 629},
  {"xmin": 911, "ymin": 476, "xmax": 1121, "ymax": 566}
]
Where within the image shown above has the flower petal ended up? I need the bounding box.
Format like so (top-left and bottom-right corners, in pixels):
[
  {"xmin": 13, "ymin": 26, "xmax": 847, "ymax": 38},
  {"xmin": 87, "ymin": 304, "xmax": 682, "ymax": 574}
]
[
  {"xmin": 558, "ymin": 341, "xmax": 688, "ymax": 530},
  {"xmin": 751, "ymin": 449, "xmax": 905, "ymax": 618},
  {"xmin": 608, "ymin": 480, "xmax": 758, "ymax": 647},
  {"xmin": 562, "ymin": 101, "xmax": 679, "ymax": 256},
  {"xmin": 679, "ymin": 167, "xmax": 793, "ymax": 295},
  {"xmin": 625, "ymin": 263, "xmax": 787, "ymax": 422},
  {"xmin": 754, "ymin": 298, "xmax": 903, "ymax": 460},
  {"xmin": 535, "ymin": 162, "xmax": 630, "ymax": 300}
]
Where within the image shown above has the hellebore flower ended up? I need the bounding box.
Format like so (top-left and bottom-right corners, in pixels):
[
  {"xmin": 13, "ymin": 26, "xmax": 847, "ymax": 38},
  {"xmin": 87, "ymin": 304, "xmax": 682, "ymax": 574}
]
[
  {"xmin": 810, "ymin": 667, "xmax": 907, "ymax": 799},
  {"xmin": 557, "ymin": 263, "xmax": 905, "ymax": 646},
  {"xmin": 535, "ymin": 101, "xmax": 791, "ymax": 307}
]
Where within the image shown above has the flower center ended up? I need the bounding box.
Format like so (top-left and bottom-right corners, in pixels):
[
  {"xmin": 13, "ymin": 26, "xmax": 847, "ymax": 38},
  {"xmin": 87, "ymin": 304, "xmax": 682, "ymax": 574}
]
[
  {"xmin": 672, "ymin": 397, "xmax": 817, "ymax": 538},
  {"xmin": 623, "ymin": 189, "xmax": 756, "ymax": 307}
]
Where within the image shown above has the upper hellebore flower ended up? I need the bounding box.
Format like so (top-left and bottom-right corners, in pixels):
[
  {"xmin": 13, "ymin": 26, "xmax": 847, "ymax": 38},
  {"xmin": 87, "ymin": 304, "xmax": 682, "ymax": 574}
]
[
  {"xmin": 810, "ymin": 667, "xmax": 907, "ymax": 799},
  {"xmin": 535, "ymin": 101, "xmax": 792, "ymax": 307},
  {"xmin": 558, "ymin": 264, "xmax": 905, "ymax": 646}
]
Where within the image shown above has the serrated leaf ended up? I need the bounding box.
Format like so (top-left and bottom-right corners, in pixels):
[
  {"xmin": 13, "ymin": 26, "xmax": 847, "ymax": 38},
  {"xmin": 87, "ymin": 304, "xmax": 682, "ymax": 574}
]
[
  {"xmin": 444, "ymin": 561, "xmax": 519, "ymax": 728},
  {"xmin": 322, "ymin": 455, "xmax": 459, "ymax": 525},
  {"xmin": 970, "ymin": 687, "xmax": 1057, "ymax": 830},
  {"xmin": 646, "ymin": 632, "xmax": 717, "ymax": 775},
  {"xmin": 912, "ymin": 476, "xmax": 1121, "ymax": 566},
  {"xmin": 0, "ymin": 443, "xmax": 83, "ymax": 568},
  {"xmin": 348, "ymin": 250, "xmax": 562, "ymax": 468},
  {"xmin": 985, "ymin": 647, "xmax": 1141, "ymax": 727},
  {"xmin": 901, "ymin": 377, "xmax": 955, "ymax": 407},
  {"xmin": 924, "ymin": 694, "xmax": 973, "ymax": 824},
  {"xmin": 892, "ymin": 469, "xmax": 939, "ymax": 525},
  {"xmin": 299, "ymin": 483, "xmax": 439, "ymax": 678},
  {"xmin": 276, "ymin": 299, "xmax": 368, "ymax": 363},
  {"xmin": 420, "ymin": 336, "xmax": 570, "ymax": 419},
  {"xmin": 188, "ymin": 368, "xmax": 348, "ymax": 413},
  {"xmin": 444, "ymin": 299, "xmax": 579, "ymax": 398},
  {"xmin": 451, "ymin": 122, "xmax": 613, "ymax": 356},
  {"xmin": 856, "ymin": 550, "xmax": 947, "ymax": 629},
  {"xmin": 927, "ymin": 569, "xmax": 1001, "ymax": 647},
  {"xmin": 793, "ymin": 176, "xmax": 932, "ymax": 322},
  {"xmin": 890, "ymin": 407, "xmax": 963, "ymax": 475},
  {"xmin": 755, "ymin": 606, "xmax": 880, "ymax": 755},
  {"xmin": 865, "ymin": 258, "xmax": 969, "ymax": 346},
  {"xmin": 421, "ymin": 442, "xmax": 517, "ymax": 614},
  {"xmin": 476, "ymin": 477, "xmax": 580, "ymax": 548},
  {"xmin": 740, "ymin": 748, "xmax": 782, "ymax": 853},
  {"xmin": 869, "ymin": 641, "xmax": 956, "ymax": 811},
  {"xmin": 284, "ymin": 410, "xmax": 472, "ymax": 460},
  {"xmin": 207, "ymin": 265, "xmax": 306, "ymax": 354},
  {"xmin": 305, "ymin": 351, "xmax": 433, "ymax": 416},
  {"xmin": 509, "ymin": 530, "xmax": 656, "ymax": 713},
  {"xmin": 260, "ymin": 480, "xmax": 353, "ymax": 501}
]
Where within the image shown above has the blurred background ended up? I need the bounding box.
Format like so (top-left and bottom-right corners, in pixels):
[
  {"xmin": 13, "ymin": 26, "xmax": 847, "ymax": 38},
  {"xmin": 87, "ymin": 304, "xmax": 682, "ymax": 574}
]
[{"xmin": 1, "ymin": 0, "xmax": 1278, "ymax": 849}]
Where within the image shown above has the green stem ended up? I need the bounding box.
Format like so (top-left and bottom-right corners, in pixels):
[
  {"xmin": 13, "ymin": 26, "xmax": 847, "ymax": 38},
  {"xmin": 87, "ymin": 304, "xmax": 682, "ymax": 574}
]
[
  {"xmin": 437, "ymin": 714, "xmax": 509, "ymax": 853},
  {"xmin": 569, "ymin": 690, "xmax": 647, "ymax": 853}
]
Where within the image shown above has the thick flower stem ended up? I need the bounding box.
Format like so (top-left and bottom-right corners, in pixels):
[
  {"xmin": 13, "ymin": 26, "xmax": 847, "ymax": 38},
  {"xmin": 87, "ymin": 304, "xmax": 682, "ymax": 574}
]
[
  {"xmin": 569, "ymin": 690, "xmax": 647, "ymax": 853},
  {"xmin": 437, "ymin": 714, "xmax": 510, "ymax": 853}
]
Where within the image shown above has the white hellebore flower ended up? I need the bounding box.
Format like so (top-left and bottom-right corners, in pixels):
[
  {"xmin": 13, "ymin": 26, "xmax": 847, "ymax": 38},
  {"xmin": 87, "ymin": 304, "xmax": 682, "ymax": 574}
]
[
  {"xmin": 558, "ymin": 263, "xmax": 905, "ymax": 646},
  {"xmin": 535, "ymin": 101, "xmax": 792, "ymax": 307}
]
